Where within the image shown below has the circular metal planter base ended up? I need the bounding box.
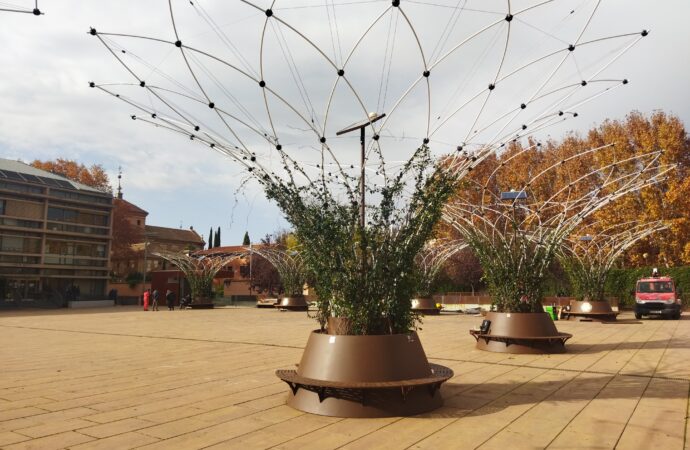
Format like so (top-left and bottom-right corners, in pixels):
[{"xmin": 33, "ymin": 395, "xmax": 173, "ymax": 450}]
[
  {"xmin": 276, "ymin": 331, "xmax": 453, "ymax": 418},
  {"xmin": 411, "ymin": 297, "xmax": 441, "ymax": 315},
  {"xmin": 274, "ymin": 296, "xmax": 309, "ymax": 311},
  {"xmin": 564, "ymin": 300, "xmax": 618, "ymax": 322},
  {"xmin": 470, "ymin": 312, "xmax": 572, "ymax": 354}
]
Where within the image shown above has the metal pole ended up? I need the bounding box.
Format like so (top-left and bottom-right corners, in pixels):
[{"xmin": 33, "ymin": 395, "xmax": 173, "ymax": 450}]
[
  {"xmin": 360, "ymin": 127, "xmax": 366, "ymax": 228},
  {"xmin": 140, "ymin": 240, "xmax": 147, "ymax": 306}
]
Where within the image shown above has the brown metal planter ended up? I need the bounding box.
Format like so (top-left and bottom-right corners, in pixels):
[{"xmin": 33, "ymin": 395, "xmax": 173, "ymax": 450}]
[
  {"xmin": 276, "ymin": 330, "xmax": 453, "ymax": 417},
  {"xmin": 411, "ymin": 297, "xmax": 441, "ymax": 315},
  {"xmin": 564, "ymin": 300, "xmax": 618, "ymax": 322},
  {"xmin": 257, "ymin": 298, "xmax": 279, "ymax": 308},
  {"xmin": 274, "ymin": 296, "xmax": 309, "ymax": 311},
  {"xmin": 469, "ymin": 312, "xmax": 572, "ymax": 354}
]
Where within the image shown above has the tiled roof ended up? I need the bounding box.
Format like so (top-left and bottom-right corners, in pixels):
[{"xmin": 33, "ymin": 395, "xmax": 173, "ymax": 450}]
[
  {"xmin": 114, "ymin": 198, "xmax": 148, "ymax": 216},
  {"xmin": 195, "ymin": 244, "xmax": 267, "ymax": 256},
  {"xmin": 146, "ymin": 225, "xmax": 205, "ymax": 245}
]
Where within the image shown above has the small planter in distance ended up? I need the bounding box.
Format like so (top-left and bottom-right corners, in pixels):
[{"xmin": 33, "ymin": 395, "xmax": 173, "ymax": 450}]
[
  {"xmin": 410, "ymin": 297, "xmax": 441, "ymax": 315},
  {"xmin": 257, "ymin": 297, "xmax": 279, "ymax": 308},
  {"xmin": 564, "ymin": 299, "xmax": 618, "ymax": 322},
  {"xmin": 275, "ymin": 295, "xmax": 309, "ymax": 311}
]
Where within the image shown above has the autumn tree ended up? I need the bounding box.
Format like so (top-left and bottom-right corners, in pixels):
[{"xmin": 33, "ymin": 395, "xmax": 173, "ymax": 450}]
[{"xmin": 30, "ymin": 158, "xmax": 111, "ymax": 192}]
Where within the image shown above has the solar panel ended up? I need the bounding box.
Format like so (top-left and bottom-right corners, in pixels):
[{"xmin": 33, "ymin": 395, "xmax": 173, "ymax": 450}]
[
  {"xmin": 3, "ymin": 171, "xmax": 24, "ymax": 181},
  {"xmin": 54, "ymin": 179, "xmax": 74, "ymax": 189},
  {"xmin": 20, "ymin": 174, "xmax": 42, "ymax": 184},
  {"xmin": 39, "ymin": 177, "xmax": 63, "ymax": 187}
]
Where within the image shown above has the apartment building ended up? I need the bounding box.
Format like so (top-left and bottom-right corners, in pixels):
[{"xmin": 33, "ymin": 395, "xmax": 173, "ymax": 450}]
[{"xmin": 0, "ymin": 159, "xmax": 112, "ymax": 307}]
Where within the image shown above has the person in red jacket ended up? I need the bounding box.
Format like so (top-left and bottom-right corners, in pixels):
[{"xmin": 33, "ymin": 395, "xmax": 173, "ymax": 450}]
[{"xmin": 143, "ymin": 289, "xmax": 150, "ymax": 311}]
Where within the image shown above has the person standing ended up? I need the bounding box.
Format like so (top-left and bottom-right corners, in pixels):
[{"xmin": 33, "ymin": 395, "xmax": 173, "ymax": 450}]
[
  {"xmin": 166, "ymin": 290, "xmax": 175, "ymax": 311},
  {"xmin": 143, "ymin": 289, "xmax": 150, "ymax": 311},
  {"xmin": 152, "ymin": 289, "xmax": 160, "ymax": 311}
]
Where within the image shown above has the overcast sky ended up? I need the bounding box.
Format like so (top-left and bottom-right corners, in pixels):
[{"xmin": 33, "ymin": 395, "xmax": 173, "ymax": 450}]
[{"xmin": 1, "ymin": 0, "xmax": 689, "ymax": 245}]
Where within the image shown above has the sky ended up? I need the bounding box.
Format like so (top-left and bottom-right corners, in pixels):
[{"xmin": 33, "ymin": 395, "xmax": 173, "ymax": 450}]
[{"xmin": 1, "ymin": 0, "xmax": 689, "ymax": 245}]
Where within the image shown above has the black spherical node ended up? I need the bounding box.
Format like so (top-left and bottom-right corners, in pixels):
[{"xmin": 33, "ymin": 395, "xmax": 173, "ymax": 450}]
[
  {"xmin": 320, "ymin": 137, "xmax": 326, "ymax": 144},
  {"xmin": 558, "ymin": 110, "xmax": 564, "ymax": 116},
  {"xmin": 175, "ymin": 40, "xmax": 182, "ymax": 48},
  {"xmin": 573, "ymin": 112, "xmax": 579, "ymax": 117},
  {"xmin": 276, "ymin": 144, "xmax": 282, "ymax": 150},
  {"xmin": 392, "ymin": 0, "xmax": 400, "ymax": 6},
  {"xmin": 581, "ymin": 80, "xmax": 587, "ymax": 86},
  {"xmin": 568, "ymin": 44, "xmax": 575, "ymax": 51},
  {"xmin": 423, "ymin": 138, "xmax": 430, "ymax": 144},
  {"xmin": 210, "ymin": 143, "xmax": 215, "ymax": 148},
  {"xmin": 520, "ymin": 103, "xmax": 526, "ymax": 109},
  {"xmin": 189, "ymin": 135, "xmax": 194, "ymax": 140},
  {"xmin": 641, "ymin": 29, "xmax": 648, "ymax": 37},
  {"xmin": 259, "ymin": 80, "xmax": 266, "ymax": 87},
  {"xmin": 622, "ymin": 78, "xmax": 629, "ymax": 85},
  {"xmin": 250, "ymin": 156, "xmax": 256, "ymax": 162},
  {"xmin": 208, "ymin": 102, "xmax": 215, "ymax": 108},
  {"xmin": 32, "ymin": 8, "xmax": 40, "ymax": 15},
  {"xmin": 265, "ymin": 9, "xmax": 273, "ymax": 17},
  {"xmin": 89, "ymin": 28, "xmax": 97, "ymax": 36},
  {"xmin": 488, "ymin": 83, "xmax": 495, "ymax": 90},
  {"xmin": 521, "ymin": 124, "xmax": 527, "ymax": 130},
  {"xmin": 139, "ymin": 81, "xmax": 145, "ymax": 87},
  {"xmin": 194, "ymin": 125, "xmax": 200, "ymax": 131},
  {"xmin": 457, "ymin": 145, "xmax": 463, "ymax": 151},
  {"xmin": 373, "ymin": 134, "xmax": 380, "ymax": 141},
  {"xmin": 505, "ymin": 14, "xmax": 513, "ymax": 22},
  {"xmin": 89, "ymin": 82, "xmax": 95, "ymax": 88},
  {"xmin": 131, "ymin": 115, "xmax": 136, "ymax": 120},
  {"xmin": 337, "ymin": 69, "xmax": 345, "ymax": 76},
  {"xmin": 248, "ymin": 167, "xmax": 254, "ymax": 172},
  {"xmin": 423, "ymin": 70, "xmax": 430, "ymax": 77},
  {"xmin": 151, "ymin": 113, "xmax": 156, "ymax": 118}
]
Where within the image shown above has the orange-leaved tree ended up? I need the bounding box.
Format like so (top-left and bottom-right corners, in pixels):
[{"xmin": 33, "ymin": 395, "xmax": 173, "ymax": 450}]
[{"xmin": 30, "ymin": 158, "xmax": 112, "ymax": 193}]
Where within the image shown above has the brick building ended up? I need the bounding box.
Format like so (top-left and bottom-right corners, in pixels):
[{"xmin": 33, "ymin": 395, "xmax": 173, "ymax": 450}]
[{"xmin": 0, "ymin": 159, "xmax": 113, "ymax": 307}]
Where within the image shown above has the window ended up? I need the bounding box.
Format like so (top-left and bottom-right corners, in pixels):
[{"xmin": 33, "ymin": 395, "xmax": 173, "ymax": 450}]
[{"xmin": 0, "ymin": 199, "xmax": 5, "ymax": 215}]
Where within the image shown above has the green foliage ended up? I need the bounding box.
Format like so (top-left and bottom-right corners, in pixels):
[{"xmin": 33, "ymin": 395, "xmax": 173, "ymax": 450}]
[
  {"xmin": 242, "ymin": 231, "xmax": 250, "ymax": 246},
  {"xmin": 214, "ymin": 227, "xmax": 221, "ymax": 248},
  {"xmin": 207, "ymin": 228, "xmax": 213, "ymax": 250},
  {"xmin": 606, "ymin": 266, "xmax": 690, "ymax": 307},
  {"xmin": 261, "ymin": 145, "xmax": 457, "ymax": 334},
  {"xmin": 125, "ymin": 271, "xmax": 143, "ymax": 289},
  {"xmin": 560, "ymin": 256, "xmax": 607, "ymax": 301}
]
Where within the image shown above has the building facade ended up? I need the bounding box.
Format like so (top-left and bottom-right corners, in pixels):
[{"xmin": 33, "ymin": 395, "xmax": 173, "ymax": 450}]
[{"xmin": 0, "ymin": 159, "xmax": 113, "ymax": 306}]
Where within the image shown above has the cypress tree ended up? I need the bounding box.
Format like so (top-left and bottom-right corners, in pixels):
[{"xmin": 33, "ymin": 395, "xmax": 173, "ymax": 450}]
[
  {"xmin": 208, "ymin": 228, "xmax": 213, "ymax": 249},
  {"xmin": 214, "ymin": 226, "xmax": 221, "ymax": 248},
  {"xmin": 242, "ymin": 231, "xmax": 250, "ymax": 246}
]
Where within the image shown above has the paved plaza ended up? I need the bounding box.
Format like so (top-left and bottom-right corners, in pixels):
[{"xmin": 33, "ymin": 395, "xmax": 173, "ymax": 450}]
[{"xmin": 0, "ymin": 307, "xmax": 688, "ymax": 449}]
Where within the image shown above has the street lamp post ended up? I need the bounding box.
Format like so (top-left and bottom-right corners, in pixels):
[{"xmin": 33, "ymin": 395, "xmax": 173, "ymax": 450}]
[{"xmin": 336, "ymin": 112, "xmax": 386, "ymax": 228}]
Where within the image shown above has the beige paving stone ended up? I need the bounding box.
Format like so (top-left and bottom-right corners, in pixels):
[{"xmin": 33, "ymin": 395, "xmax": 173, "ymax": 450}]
[
  {"xmin": 211, "ymin": 411, "xmax": 340, "ymax": 448},
  {"xmin": 3, "ymin": 430, "xmax": 95, "ymax": 450},
  {"xmin": 78, "ymin": 416, "xmax": 157, "ymax": 438},
  {"xmin": 1, "ymin": 307, "xmax": 689, "ymax": 449},
  {"xmin": 13, "ymin": 418, "xmax": 96, "ymax": 439},
  {"xmin": 0, "ymin": 431, "xmax": 31, "ymax": 446},
  {"xmin": 69, "ymin": 431, "xmax": 160, "ymax": 449}
]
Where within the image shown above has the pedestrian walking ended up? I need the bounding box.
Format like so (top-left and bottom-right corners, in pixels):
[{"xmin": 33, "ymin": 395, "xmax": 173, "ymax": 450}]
[
  {"xmin": 152, "ymin": 289, "xmax": 160, "ymax": 311},
  {"xmin": 143, "ymin": 289, "xmax": 150, "ymax": 311},
  {"xmin": 166, "ymin": 290, "xmax": 175, "ymax": 311}
]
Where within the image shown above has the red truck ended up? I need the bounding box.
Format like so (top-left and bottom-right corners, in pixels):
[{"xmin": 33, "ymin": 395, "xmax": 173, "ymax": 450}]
[{"xmin": 635, "ymin": 271, "xmax": 682, "ymax": 320}]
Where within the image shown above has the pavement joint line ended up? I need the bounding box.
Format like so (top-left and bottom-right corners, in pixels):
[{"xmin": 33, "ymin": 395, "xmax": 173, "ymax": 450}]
[
  {"xmin": 543, "ymin": 320, "xmax": 674, "ymax": 449},
  {"xmin": 264, "ymin": 417, "xmax": 347, "ymax": 449},
  {"xmin": 612, "ymin": 319, "xmax": 679, "ymax": 449},
  {"xmin": 402, "ymin": 366, "xmax": 553, "ymax": 449},
  {"xmin": 362, "ymin": 364, "xmax": 536, "ymax": 450},
  {"xmin": 0, "ymin": 324, "xmax": 306, "ymax": 350},
  {"xmin": 684, "ymin": 381, "xmax": 690, "ymax": 447},
  {"xmin": 429, "ymin": 357, "xmax": 690, "ymax": 382}
]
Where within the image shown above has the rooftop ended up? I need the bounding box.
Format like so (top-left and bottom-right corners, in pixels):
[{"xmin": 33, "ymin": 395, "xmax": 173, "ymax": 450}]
[
  {"xmin": 0, "ymin": 158, "xmax": 109, "ymax": 195},
  {"xmin": 0, "ymin": 308, "xmax": 687, "ymax": 449}
]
